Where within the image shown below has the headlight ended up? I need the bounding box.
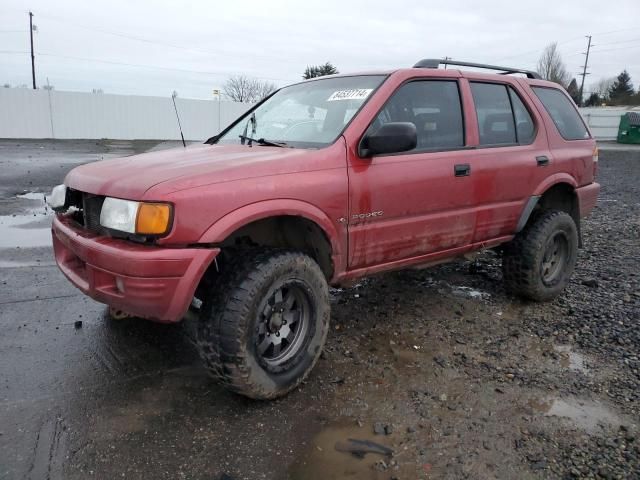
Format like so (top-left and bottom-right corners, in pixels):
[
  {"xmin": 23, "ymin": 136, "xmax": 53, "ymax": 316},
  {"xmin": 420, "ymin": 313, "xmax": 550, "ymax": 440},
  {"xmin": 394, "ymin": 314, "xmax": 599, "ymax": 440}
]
[
  {"xmin": 100, "ymin": 197, "xmax": 172, "ymax": 235},
  {"xmin": 47, "ymin": 184, "xmax": 67, "ymax": 210}
]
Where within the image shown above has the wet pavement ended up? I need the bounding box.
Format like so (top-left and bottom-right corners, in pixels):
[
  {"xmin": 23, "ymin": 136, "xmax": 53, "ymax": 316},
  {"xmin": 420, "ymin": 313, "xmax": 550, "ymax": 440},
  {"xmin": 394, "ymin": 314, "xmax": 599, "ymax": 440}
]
[{"xmin": 1, "ymin": 139, "xmax": 639, "ymax": 479}]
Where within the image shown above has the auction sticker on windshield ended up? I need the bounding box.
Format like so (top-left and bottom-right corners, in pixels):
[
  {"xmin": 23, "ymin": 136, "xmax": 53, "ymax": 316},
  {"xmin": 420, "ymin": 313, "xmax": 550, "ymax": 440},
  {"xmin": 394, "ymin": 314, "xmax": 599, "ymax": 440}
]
[{"xmin": 327, "ymin": 89, "xmax": 373, "ymax": 101}]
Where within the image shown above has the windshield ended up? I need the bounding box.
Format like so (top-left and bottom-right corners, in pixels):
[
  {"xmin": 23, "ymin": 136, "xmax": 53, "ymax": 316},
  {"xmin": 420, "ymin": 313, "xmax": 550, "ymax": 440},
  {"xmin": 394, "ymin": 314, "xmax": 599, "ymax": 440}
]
[{"xmin": 217, "ymin": 75, "xmax": 386, "ymax": 149}]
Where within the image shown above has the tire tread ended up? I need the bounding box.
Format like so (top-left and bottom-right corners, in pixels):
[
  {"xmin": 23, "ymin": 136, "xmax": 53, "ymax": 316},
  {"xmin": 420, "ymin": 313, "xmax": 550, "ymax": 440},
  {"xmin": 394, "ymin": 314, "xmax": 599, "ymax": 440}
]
[
  {"xmin": 197, "ymin": 249, "xmax": 329, "ymax": 399},
  {"xmin": 502, "ymin": 210, "xmax": 578, "ymax": 301}
]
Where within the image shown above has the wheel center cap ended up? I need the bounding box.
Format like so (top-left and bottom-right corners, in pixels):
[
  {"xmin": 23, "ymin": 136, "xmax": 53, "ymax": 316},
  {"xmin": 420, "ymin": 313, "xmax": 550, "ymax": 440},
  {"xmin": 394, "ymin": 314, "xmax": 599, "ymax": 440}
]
[{"xmin": 269, "ymin": 312, "xmax": 283, "ymax": 332}]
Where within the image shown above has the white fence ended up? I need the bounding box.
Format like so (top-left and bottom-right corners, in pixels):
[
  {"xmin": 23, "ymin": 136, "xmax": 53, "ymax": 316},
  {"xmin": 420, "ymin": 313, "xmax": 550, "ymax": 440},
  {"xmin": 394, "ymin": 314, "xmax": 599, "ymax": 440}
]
[
  {"xmin": 580, "ymin": 107, "xmax": 639, "ymax": 141},
  {"xmin": 0, "ymin": 88, "xmax": 637, "ymax": 141},
  {"xmin": 0, "ymin": 88, "xmax": 251, "ymax": 141}
]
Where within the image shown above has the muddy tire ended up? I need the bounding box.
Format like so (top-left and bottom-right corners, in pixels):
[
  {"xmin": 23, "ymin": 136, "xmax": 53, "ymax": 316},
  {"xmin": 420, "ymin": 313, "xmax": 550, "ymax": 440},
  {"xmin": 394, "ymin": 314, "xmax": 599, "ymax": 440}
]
[
  {"xmin": 502, "ymin": 210, "xmax": 578, "ymax": 301},
  {"xmin": 197, "ymin": 250, "xmax": 330, "ymax": 399}
]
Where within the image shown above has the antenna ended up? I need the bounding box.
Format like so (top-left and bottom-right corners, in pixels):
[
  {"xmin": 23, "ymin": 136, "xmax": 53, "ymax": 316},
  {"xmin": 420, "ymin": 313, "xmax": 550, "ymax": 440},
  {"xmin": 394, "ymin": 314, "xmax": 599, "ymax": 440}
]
[{"xmin": 171, "ymin": 91, "xmax": 186, "ymax": 148}]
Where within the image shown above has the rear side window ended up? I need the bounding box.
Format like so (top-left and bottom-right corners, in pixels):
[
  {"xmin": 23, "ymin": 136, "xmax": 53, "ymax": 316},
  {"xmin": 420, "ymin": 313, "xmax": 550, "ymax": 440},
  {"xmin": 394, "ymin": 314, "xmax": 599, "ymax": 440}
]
[
  {"xmin": 532, "ymin": 87, "xmax": 590, "ymax": 140},
  {"xmin": 509, "ymin": 89, "xmax": 535, "ymax": 144},
  {"xmin": 471, "ymin": 83, "xmax": 516, "ymax": 145},
  {"xmin": 369, "ymin": 80, "xmax": 464, "ymax": 151}
]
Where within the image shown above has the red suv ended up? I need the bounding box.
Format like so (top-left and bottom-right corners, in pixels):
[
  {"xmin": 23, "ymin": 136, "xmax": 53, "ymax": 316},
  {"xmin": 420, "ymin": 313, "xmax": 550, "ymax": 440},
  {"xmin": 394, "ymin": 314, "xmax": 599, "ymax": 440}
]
[{"xmin": 49, "ymin": 59, "xmax": 600, "ymax": 399}]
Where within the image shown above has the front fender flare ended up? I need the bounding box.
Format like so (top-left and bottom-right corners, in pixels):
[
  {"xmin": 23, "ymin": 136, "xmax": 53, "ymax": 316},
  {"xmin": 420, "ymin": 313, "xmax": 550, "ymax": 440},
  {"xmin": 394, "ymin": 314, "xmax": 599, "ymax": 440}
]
[{"xmin": 197, "ymin": 199, "xmax": 344, "ymax": 275}]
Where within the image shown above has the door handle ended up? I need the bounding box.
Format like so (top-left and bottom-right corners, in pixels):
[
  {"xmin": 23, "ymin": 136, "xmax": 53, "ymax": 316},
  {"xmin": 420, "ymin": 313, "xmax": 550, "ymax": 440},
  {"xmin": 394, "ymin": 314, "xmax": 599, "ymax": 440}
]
[
  {"xmin": 454, "ymin": 164, "xmax": 471, "ymax": 177},
  {"xmin": 536, "ymin": 155, "xmax": 550, "ymax": 166}
]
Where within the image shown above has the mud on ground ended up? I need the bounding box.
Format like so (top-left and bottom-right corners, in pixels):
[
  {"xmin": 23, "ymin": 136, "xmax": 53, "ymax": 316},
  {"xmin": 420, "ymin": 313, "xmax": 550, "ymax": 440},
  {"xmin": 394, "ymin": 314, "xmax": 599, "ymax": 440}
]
[{"xmin": 0, "ymin": 140, "xmax": 638, "ymax": 479}]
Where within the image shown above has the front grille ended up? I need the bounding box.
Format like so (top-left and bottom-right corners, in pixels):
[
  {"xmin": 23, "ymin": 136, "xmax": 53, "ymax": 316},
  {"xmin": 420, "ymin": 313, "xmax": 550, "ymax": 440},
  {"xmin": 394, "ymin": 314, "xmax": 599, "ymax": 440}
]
[
  {"xmin": 66, "ymin": 189, "xmax": 105, "ymax": 233},
  {"xmin": 82, "ymin": 194, "xmax": 105, "ymax": 231}
]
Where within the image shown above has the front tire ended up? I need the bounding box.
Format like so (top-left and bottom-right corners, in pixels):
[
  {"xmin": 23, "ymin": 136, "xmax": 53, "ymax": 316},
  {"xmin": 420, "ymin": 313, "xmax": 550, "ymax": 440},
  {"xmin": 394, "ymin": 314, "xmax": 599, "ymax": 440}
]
[
  {"xmin": 502, "ymin": 210, "xmax": 578, "ymax": 301},
  {"xmin": 197, "ymin": 250, "xmax": 330, "ymax": 399}
]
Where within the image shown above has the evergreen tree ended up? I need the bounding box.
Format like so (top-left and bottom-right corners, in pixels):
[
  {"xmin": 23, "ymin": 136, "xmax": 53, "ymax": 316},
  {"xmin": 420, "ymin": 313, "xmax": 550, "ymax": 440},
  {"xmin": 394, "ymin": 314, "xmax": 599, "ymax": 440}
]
[
  {"xmin": 303, "ymin": 62, "xmax": 339, "ymax": 79},
  {"xmin": 584, "ymin": 92, "xmax": 601, "ymax": 107},
  {"xmin": 566, "ymin": 78, "xmax": 581, "ymax": 105},
  {"xmin": 608, "ymin": 70, "xmax": 634, "ymax": 105}
]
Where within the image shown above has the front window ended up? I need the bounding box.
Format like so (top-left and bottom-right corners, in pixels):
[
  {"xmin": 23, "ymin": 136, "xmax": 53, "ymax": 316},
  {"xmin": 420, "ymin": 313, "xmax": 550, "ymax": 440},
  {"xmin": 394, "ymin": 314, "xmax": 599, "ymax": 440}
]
[
  {"xmin": 367, "ymin": 80, "xmax": 465, "ymax": 151},
  {"xmin": 217, "ymin": 75, "xmax": 386, "ymax": 149}
]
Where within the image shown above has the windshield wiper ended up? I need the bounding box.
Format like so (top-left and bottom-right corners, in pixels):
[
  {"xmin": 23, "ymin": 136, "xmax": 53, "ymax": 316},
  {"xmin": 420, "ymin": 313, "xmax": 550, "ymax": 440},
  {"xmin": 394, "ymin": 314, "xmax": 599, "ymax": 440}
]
[
  {"xmin": 240, "ymin": 112, "xmax": 257, "ymax": 145},
  {"xmin": 238, "ymin": 135, "xmax": 287, "ymax": 147},
  {"xmin": 238, "ymin": 112, "xmax": 285, "ymax": 147}
]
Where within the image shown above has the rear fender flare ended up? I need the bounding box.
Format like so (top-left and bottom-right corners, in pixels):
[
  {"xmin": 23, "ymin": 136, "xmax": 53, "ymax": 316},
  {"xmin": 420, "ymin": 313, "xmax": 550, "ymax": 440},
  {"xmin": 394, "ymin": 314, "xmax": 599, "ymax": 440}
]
[
  {"xmin": 532, "ymin": 173, "xmax": 578, "ymax": 196},
  {"xmin": 523, "ymin": 174, "xmax": 582, "ymax": 245}
]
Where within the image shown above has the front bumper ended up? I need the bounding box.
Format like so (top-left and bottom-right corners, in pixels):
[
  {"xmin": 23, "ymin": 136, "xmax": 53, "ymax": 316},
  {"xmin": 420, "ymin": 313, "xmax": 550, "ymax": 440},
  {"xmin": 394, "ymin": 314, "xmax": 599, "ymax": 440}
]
[{"xmin": 52, "ymin": 215, "xmax": 218, "ymax": 323}]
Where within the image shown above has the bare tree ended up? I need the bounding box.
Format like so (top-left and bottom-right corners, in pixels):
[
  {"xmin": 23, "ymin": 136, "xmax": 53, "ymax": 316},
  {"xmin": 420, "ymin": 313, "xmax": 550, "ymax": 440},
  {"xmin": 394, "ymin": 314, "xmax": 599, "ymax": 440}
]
[
  {"xmin": 537, "ymin": 43, "xmax": 570, "ymax": 87},
  {"xmin": 254, "ymin": 80, "xmax": 278, "ymax": 101},
  {"xmin": 223, "ymin": 75, "xmax": 277, "ymax": 103},
  {"xmin": 591, "ymin": 77, "xmax": 615, "ymax": 99}
]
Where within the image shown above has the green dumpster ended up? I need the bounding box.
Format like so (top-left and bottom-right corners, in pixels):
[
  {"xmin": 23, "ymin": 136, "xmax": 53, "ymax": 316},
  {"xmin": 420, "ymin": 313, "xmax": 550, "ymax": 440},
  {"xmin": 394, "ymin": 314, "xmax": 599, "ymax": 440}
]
[{"xmin": 617, "ymin": 112, "xmax": 640, "ymax": 144}]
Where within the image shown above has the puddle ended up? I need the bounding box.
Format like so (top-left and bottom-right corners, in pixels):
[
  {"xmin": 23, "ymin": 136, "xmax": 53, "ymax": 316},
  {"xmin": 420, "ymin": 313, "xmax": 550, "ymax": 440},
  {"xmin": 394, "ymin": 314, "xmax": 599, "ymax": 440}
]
[
  {"xmin": 0, "ymin": 214, "xmax": 53, "ymax": 248},
  {"xmin": 530, "ymin": 397, "xmax": 622, "ymax": 432},
  {"xmin": 17, "ymin": 191, "xmax": 46, "ymax": 202},
  {"xmin": 0, "ymin": 191, "xmax": 54, "ymax": 248},
  {"xmin": 389, "ymin": 339, "xmax": 423, "ymax": 364},
  {"xmin": 289, "ymin": 424, "xmax": 397, "ymax": 480},
  {"xmin": 0, "ymin": 259, "xmax": 55, "ymax": 268},
  {"xmin": 451, "ymin": 285, "xmax": 490, "ymax": 299},
  {"xmin": 554, "ymin": 345, "xmax": 589, "ymax": 374}
]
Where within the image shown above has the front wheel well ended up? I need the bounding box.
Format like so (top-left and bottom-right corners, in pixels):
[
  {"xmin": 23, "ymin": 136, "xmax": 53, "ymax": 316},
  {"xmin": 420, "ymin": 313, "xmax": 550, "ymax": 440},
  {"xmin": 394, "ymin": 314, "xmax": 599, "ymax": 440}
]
[{"xmin": 213, "ymin": 215, "xmax": 333, "ymax": 279}]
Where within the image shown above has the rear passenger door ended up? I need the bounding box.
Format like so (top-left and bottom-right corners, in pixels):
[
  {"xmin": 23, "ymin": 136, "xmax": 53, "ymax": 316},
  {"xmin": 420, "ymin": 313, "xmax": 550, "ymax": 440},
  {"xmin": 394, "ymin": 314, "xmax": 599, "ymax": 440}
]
[
  {"xmin": 466, "ymin": 80, "xmax": 551, "ymax": 242},
  {"xmin": 347, "ymin": 79, "xmax": 478, "ymax": 270}
]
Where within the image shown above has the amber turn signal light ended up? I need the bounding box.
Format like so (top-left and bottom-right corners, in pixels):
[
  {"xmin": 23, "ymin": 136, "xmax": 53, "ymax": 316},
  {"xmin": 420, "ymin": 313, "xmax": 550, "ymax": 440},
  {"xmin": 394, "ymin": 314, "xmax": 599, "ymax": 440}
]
[{"xmin": 136, "ymin": 203, "xmax": 172, "ymax": 235}]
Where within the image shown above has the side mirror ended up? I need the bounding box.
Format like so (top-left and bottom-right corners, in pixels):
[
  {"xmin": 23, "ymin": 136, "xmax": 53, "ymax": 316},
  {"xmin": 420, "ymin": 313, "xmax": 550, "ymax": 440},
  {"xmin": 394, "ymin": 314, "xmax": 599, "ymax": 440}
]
[{"xmin": 360, "ymin": 122, "xmax": 417, "ymax": 157}]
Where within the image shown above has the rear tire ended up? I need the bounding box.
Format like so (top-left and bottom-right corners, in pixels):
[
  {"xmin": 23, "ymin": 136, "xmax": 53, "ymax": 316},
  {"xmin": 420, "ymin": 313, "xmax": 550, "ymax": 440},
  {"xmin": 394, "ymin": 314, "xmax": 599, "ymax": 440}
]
[
  {"xmin": 502, "ymin": 210, "xmax": 578, "ymax": 301},
  {"xmin": 196, "ymin": 249, "xmax": 330, "ymax": 399}
]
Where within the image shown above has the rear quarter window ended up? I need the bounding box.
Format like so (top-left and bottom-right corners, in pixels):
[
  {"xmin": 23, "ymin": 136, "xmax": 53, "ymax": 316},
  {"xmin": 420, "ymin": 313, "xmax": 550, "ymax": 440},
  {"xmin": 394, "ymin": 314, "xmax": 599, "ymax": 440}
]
[{"xmin": 532, "ymin": 87, "xmax": 590, "ymax": 140}]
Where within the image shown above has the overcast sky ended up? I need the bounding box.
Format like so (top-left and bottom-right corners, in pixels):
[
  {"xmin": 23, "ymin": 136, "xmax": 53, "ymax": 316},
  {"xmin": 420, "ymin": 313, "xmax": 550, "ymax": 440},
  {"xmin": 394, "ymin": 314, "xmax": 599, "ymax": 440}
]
[{"xmin": 1, "ymin": 0, "xmax": 639, "ymax": 99}]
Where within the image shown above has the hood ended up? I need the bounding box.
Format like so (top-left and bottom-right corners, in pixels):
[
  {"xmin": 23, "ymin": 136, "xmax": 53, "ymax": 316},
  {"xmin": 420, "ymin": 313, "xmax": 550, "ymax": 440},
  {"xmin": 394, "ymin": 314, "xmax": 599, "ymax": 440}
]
[{"xmin": 64, "ymin": 143, "xmax": 336, "ymax": 200}]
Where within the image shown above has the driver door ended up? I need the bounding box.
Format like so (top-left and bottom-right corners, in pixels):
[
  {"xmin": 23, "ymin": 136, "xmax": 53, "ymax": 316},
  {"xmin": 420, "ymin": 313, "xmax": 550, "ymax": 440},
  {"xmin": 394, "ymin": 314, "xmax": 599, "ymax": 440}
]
[{"xmin": 347, "ymin": 79, "xmax": 478, "ymax": 270}]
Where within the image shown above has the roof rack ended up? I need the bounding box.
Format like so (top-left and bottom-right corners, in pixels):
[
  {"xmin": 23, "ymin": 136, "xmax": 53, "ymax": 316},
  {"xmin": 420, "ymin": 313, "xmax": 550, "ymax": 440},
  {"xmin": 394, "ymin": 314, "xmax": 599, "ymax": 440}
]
[{"xmin": 413, "ymin": 59, "xmax": 541, "ymax": 79}]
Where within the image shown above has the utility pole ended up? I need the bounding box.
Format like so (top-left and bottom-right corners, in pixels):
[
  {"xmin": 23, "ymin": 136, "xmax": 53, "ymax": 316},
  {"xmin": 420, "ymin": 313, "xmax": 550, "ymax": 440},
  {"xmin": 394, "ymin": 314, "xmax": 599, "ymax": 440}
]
[
  {"xmin": 578, "ymin": 35, "xmax": 592, "ymax": 107},
  {"xmin": 443, "ymin": 56, "xmax": 451, "ymax": 70},
  {"xmin": 29, "ymin": 11, "xmax": 36, "ymax": 89}
]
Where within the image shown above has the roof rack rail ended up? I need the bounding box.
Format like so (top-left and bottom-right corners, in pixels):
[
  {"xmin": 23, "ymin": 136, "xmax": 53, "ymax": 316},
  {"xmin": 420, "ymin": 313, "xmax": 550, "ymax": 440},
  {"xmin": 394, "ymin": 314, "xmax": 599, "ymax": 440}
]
[{"xmin": 413, "ymin": 59, "xmax": 541, "ymax": 79}]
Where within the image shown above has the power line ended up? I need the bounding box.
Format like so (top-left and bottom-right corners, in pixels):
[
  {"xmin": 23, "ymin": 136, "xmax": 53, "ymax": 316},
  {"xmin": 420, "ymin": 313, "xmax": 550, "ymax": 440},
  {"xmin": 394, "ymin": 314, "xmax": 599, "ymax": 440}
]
[
  {"xmin": 3, "ymin": 11, "xmax": 300, "ymax": 85},
  {"xmin": 595, "ymin": 37, "xmax": 640, "ymax": 47},
  {"xmin": 492, "ymin": 26, "xmax": 638, "ymax": 63},
  {"xmin": 34, "ymin": 52, "xmax": 296, "ymax": 83},
  {"xmin": 591, "ymin": 44, "xmax": 640, "ymax": 54},
  {"xmin": 493, "ymin": 36, "xmax": 589, "ymax": 62},
  {"xmin": 35, "ymin": 12, "xmax": 305, "ymax": 67},
  {"xmin": 588, "ymin": 26, "xmax": 638, "ymax": 37}
]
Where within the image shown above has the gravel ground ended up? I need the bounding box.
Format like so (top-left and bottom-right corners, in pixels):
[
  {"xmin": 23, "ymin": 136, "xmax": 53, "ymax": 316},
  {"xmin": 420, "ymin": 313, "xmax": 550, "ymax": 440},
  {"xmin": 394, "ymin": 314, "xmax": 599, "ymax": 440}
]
[
  {"xmin": 0, "ymin": 140, "xmax": 638, "ymax": 480},
  {"xmin": 314, "ymin": 146, "xmax": 640, "ymax": 479}
]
